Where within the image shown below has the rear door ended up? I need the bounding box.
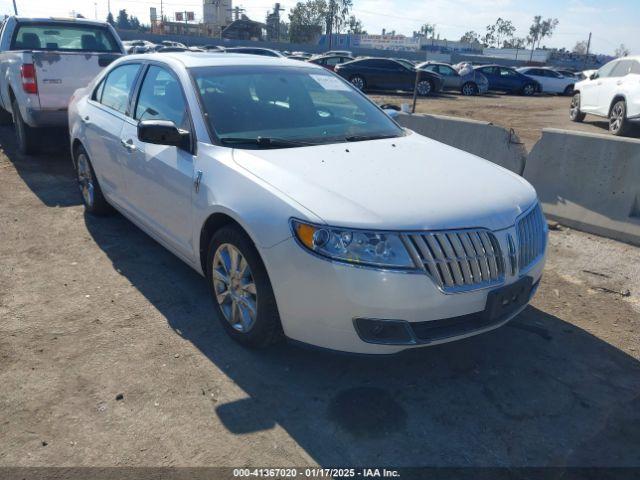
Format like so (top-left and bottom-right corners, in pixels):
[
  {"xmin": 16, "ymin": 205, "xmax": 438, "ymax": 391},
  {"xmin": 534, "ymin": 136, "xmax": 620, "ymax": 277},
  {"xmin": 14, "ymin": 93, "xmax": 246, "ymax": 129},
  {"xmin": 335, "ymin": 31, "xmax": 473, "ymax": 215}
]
[
  {"xmin": 11, "ymin": 21, "xmax": 122, "ymax": 111},
  {"xmin": 83, "ymin": 62, "xmax": 142, "ymax": 202}
]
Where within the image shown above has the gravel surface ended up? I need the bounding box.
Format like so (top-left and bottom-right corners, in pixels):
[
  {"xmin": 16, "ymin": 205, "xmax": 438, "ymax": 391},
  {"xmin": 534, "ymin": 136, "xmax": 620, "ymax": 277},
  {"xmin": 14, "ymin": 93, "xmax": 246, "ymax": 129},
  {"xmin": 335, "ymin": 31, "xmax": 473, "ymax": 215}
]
[{"xmin": 1, "ymin": 124, "xmax": 639, "ymax": 468}]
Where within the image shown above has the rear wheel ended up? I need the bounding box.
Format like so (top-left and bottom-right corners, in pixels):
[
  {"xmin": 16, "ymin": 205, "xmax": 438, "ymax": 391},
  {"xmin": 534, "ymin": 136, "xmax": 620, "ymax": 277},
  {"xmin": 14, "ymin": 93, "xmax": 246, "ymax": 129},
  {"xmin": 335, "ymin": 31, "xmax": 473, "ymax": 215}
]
[
  {"xmin": 609, "ymin": 100, "xmax": 630, "ymax": 136},
  {"xmin": 416, "ymin": 79, "xmax": 433, "ymax": 96},
  {"xmin": 207, "ymin": 225, "xmax": 283, "ymax": 348},
  {"xmin": 0, "ymin": 107, "xmax": 12, "ymax": 126},
  {"xmin": 12, "ymin": 98, "xmax": 39, "ymax": 155},
  {"xmin": 522, "ymin": 83, "xmax": 536, "ymax": 96},
  {"xmin": 74, "ymin": 145, "xmax": 112, "ymax": 215},
  {"xmin": 350, "ymin": 75, "xmax": 365, "ymax": 91},
  {"xmin": 461, "ymin": 82, "xmax": 478, "ymax": 96},
  {"xmin": 569, "ymin": 93, "xmax": 586, "ymax": 122}
]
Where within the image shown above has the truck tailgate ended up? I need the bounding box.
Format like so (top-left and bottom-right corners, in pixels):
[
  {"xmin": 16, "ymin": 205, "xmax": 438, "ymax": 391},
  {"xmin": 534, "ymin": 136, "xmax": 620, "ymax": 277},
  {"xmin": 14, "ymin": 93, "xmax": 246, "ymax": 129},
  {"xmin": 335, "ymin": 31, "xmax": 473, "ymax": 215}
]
[{"xmin": 33, "ymin": 51, "xmax": 120, "ymax": 110}]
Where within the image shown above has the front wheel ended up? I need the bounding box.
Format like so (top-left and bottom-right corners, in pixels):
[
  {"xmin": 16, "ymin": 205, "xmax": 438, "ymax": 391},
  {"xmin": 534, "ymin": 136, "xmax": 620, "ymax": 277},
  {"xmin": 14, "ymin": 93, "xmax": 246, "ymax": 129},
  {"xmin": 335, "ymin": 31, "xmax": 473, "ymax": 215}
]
[
  {"xmin": 569, "ymin": 93, "xmax": 586, "ymax": 122},
  {"xmin": 609, "ymin": 100, "xmax": 630, "ymax": 136},
  {"xmin": 522, "ymin": 83, "xmax": 536, "ymax": 96},
  {"xmin": 12, "ymin": 98, "xmax": 40, "ymax": 155},
  {"xmin": 461, "ymin": 82, "xmax": 478, "ymax": 96},
  {"xmin": 416, "ymin": 79, "xmax": 433, "ymax": 96},
  {"xmin": 207, "ymin": 225, "xmax": 283, "ymax": 348}
]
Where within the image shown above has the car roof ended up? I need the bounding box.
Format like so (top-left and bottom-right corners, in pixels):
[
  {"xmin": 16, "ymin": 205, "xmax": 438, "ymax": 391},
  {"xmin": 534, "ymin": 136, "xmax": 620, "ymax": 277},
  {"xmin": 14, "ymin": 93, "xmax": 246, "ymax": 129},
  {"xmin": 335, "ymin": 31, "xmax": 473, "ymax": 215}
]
[
  {"xmin": 13, "ymin": 16, "xmax": 111, "ymax": 27},
  {"xmin": 124, "ymin": 51, "xmax": 325, "ymax": 70}
]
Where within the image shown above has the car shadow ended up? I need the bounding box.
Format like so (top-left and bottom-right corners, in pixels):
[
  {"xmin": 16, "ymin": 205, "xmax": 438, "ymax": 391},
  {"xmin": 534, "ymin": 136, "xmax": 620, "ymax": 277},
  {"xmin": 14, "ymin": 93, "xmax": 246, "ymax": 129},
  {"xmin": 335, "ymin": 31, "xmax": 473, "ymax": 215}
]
[
  {"xmin": 80, "ymin": 210, "xmax": 640, "ymax": 467},
  {"xmin": 0, "ymin": 125, "xmax": 79, "ymax": 208},
  {"xmin": 4, "ymin": 125, "xmax": 640, "ymax": 467}
]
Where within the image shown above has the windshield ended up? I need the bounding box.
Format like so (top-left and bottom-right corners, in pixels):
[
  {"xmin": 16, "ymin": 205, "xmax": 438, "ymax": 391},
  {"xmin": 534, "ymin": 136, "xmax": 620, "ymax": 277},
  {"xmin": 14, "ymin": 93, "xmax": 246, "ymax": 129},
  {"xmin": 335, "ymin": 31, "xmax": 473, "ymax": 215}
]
[
  {"xmin": 190, "ymin": 65, "xmax": 404, "ymax": 148},
  {"xmin": 11, "ymin": 22, "xmax": 120, "ymax": 52}
]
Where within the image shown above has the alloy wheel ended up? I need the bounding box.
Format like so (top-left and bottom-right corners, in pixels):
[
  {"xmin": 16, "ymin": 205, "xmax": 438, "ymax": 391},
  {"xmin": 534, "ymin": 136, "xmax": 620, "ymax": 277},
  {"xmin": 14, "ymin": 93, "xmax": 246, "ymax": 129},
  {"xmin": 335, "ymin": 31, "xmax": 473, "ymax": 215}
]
[
  {"xmin": 610, "ymin": 102, "xmax": 624, "ymax": 133},
  {"xmin": 212, "ymin": 243, "xmax": 258, "ymax": 333},
  {"xmin": 570, "ymin": 95, "xmax": 580, "ymax": 119},
  {"xmin": 523, "ymin": 84, "xmax": 535, "ymax": 96},
  {"xmin": 351, "ymin": 76, "xmax": 364, "ymax": 90},
  {"xmin": 76, "ymin": 153, "xmax": 95, "ymax": 207},
  {"xmin": 462, "ymin": 83, "xmax": 476, "ymax": 96},
  {"xmin": 417, "ymin": 80, "xmax": 432, "ymax": 96}
]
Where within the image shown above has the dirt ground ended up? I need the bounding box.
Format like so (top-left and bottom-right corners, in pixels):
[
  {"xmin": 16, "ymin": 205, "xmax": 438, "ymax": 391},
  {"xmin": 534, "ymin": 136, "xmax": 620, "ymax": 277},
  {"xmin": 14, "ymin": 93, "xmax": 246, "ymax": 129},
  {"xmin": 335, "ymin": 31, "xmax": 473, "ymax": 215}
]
[
  {"xmin": 0, "ymin": 121, "xmax": 639, "ymax": 469},
  {"xmin": 368, "ymin": 92, "xmax": 627, "ymax": 151}
]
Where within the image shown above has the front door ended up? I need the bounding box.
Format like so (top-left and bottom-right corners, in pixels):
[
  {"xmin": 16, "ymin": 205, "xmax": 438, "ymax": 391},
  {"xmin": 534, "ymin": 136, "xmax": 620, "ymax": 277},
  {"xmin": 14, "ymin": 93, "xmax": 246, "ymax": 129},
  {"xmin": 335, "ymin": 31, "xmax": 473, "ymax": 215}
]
[{"xmin": 119, "ymin": 64, "xmax": 196, "ymax": 260}]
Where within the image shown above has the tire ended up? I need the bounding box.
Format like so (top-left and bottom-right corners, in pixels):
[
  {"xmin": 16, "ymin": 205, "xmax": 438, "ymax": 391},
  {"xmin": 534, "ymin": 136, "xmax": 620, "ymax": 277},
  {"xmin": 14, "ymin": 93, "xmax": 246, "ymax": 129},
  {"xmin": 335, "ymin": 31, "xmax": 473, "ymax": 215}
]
[
  {"xmin": 609, "ymin": 100, "xmax": 630, "ymax": 136},
  {"xmin": 0, "ymin": 107, "xmax": 12, "ymax": 126},
  {"xmin": 522, "ymin": 83, "xmax": 536, "ymax": 96},
  {"xmin": 73, "ymin": 145, "xmax": 113, "ymax": 215},
  {"xmin": 349, "ymin": 75, "xmax": 365, "ymax": 91},
  {"xmin": 461, "ymin": 82, "xmax": 478, "ymax": 96},
  {"xmin": 12, "ymin": 98, "xmax": 40, "ymax": 155},
  {"xmin": 416, "ymin": 79, "xmax": 433, "ymax": 96},
  {"xmin": 207, "ymin": 225, "xmax": 283, "ymax": 348},
  {"xmin": 569, "ymin": 92, "xmax": 586, "ymax": 123},
  {"xmin": 563, "ymin": 84, "xmax": 575, "ymax": 96}
]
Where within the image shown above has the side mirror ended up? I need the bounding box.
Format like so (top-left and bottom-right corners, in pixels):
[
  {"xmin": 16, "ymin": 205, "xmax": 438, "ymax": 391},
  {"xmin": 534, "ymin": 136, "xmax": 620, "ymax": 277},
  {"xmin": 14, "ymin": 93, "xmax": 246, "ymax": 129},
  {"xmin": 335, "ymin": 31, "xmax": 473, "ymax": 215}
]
[
  {"xmin": 590, "ymin": 73, "xmax": 598, "ymax": 80},
  {"xmin": 138, "ymin": 120, "xmax": 191, "ymax": 151}
]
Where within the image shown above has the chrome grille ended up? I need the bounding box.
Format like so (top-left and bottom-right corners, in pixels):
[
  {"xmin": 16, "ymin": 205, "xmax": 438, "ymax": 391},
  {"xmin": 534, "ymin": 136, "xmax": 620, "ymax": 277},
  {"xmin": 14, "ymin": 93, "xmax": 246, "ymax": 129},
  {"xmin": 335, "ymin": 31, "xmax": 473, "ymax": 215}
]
[
  {"xmin": 403, "ymin": 230, "xmax": 504, "ymax": 292},
  {"xmin": 516, "ymin": 203, "xmax": 547, "ymax": 272}
]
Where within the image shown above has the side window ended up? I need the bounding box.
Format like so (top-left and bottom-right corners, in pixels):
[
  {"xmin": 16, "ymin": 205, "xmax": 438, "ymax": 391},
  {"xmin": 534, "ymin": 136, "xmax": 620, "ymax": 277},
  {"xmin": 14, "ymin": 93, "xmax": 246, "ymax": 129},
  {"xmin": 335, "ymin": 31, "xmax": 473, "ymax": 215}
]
[
  {"xmin": 610, "ymin": 60, "xmax": 632, "ymax": 77},
  {"xmin": 98, "ymin": 63, "xmax": 140, "ymax": 114},
  {"xmin": 325, "ymin": 57, "xmax": 341, "ymax": 66},
  {"xmin": 439, "ymin": 66, "xmax": 456, "ymax": 76},
  {"xmin": 597, "ymin": 60, "xmax": 618, "ymax": 78},
  {"xmin": 135, "ymin": 65, "xmax": 188, "ymax": 129},
  {"xmin": 630, "ymin": 61, "xmax": 640, "ymax": 75},
  {"xmin": 500, "ymin": 68, "xmax": 516, "ymax": 77}
]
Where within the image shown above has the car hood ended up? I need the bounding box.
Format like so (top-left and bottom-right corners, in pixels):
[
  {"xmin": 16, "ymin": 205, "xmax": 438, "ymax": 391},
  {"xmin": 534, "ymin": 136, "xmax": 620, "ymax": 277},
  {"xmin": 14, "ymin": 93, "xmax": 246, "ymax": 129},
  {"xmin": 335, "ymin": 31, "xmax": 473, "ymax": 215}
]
[{"xmin": 232, "ymin": 132, "xmax": 537, "ymax": 231}]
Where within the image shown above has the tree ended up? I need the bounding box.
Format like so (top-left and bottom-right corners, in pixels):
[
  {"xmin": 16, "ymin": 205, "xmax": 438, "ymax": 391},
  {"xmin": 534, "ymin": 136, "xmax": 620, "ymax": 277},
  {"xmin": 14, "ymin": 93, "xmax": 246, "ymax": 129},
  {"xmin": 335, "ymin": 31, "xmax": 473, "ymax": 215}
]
[
  {"xmin": 116, "ymin": 9, "xmax": 131, "ymax": 29},
  {"xmin": 614, "ymin": 43, "xmax": 629, "ymax": 57},
  {"xmin": 459, "ymin": 31, "xmax": 480, "ymax": 44},
  {"xmin": 573, "ymin": 40, "xmax": 588, "ymax": 55},
  {"xmin": 129, "ymin": 15, "xmax": 141, "ymax": 31},
  {"xmin": 504, "ymin": 37, "xmax": 525, "ymax": 49},
  {"xmin": 288, "ymin": 0, "xmax": 326, "ymax": 43},
  {"xmin": 528, "ymin": 15, "xmax": 558, "ymax": 60},
  {"xmin": 325, "ymin": 0, "xmax": 353, "ymax": 36},
  {"xmin": 346, "ymin": 15, "xmax": 365, "ymax": 35},
  {"xmin": 483, "ymin": 18, "xmax": 515, "ymax": 48},
  {"xmin": 419, "ymin": 23, "xmax": 435, "ymax": 38},
  {"xmin": 106, "ymin": 12, "xmax": 115, "ymax": 26}
]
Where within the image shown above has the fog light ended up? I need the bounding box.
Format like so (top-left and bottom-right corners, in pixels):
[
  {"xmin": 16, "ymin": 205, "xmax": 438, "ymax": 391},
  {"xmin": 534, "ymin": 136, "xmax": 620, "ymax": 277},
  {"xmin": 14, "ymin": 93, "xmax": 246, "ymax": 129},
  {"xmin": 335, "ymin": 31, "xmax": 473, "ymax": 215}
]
[{"xmin": 354, "ymin": 318, "xmax": 416, "ymax": 345}]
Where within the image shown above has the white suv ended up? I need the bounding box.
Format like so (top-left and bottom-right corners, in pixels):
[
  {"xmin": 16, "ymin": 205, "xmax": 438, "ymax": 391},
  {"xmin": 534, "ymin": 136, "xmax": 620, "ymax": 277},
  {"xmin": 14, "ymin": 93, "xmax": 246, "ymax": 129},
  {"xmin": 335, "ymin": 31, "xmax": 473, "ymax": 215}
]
[{"xmin": 570, "ymin": 56, "xmax": 640, "ymax": 136}]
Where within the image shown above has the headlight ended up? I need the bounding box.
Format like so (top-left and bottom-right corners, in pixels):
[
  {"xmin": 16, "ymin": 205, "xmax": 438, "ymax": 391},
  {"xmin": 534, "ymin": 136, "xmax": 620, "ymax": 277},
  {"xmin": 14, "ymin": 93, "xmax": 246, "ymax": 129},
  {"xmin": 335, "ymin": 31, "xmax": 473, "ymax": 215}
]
[{"xmin": 291, "ymin": 219, "xmax": 416, "ymax": 269}]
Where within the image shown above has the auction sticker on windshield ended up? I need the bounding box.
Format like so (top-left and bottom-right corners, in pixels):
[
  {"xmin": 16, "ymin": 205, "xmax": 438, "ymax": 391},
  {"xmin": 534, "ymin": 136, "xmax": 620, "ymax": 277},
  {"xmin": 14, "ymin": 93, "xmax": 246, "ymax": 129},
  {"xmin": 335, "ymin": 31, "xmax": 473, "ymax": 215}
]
[{"xmin": 310, "ymin": 74, "xmax": 351, "ymax": 91}]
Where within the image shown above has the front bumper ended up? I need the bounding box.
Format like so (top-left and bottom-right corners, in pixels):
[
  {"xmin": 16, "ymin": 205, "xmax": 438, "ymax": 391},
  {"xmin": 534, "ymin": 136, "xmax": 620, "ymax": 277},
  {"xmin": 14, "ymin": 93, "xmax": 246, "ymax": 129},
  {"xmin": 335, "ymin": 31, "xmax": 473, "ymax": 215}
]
[{"xmin": 262, "ymin": 228, "xmax": 545, "ymax": 354}]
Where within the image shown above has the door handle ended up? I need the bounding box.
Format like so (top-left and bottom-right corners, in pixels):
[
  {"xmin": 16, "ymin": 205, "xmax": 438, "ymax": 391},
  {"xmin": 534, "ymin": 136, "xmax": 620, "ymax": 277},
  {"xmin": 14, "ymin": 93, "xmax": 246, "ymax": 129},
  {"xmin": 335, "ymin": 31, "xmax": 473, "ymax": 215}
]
[
  {"xmin": 120, "ymin": 138, "xmax": 137, "ymax": 152},
  {"xmin": 616, "ymin": 80, "xmax": 623, "ymax": 85},
  {"xmin": 81, "ymin": 115, "xmax": 90, "ymax": 124}
]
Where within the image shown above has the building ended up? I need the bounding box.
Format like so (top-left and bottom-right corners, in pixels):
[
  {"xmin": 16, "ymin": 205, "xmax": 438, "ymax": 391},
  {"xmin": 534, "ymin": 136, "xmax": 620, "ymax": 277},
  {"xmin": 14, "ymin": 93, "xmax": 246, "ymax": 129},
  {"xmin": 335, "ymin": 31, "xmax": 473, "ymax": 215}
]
[
  {"xmin": 203, "ymin": 0, "xmax": 233, "ymax": 37},
  {"xmin": 222, "ymin": 18, "xmax": 267, "ymax": 41}
]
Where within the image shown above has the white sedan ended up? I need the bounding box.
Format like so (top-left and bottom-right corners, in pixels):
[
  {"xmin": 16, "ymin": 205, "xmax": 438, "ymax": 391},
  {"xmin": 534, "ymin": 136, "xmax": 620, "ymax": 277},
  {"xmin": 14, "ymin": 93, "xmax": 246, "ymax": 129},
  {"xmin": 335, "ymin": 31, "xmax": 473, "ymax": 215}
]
[
  {"xmin": 68, "ymin": 53, "xmax": 547, "ymax": 354},
  {"xmin": 516, "ymin": 67, "xmax": 576, "ymax": 95}
]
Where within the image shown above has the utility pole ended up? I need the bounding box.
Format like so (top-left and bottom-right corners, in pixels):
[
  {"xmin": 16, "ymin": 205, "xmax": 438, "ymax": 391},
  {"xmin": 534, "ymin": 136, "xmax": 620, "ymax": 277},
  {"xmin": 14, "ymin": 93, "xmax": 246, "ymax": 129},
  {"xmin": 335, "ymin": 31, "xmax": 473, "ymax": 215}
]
[
  {"xmin": 584, "ymin": 32, "xmax": 592, "ymax": 69},
  {"xmin": 12, "ymin": 0, "xmax": 18, "ymax": 15},
  {"xmin": 94, "ymin": 2, "xmax": 98, "ymax": 20}
]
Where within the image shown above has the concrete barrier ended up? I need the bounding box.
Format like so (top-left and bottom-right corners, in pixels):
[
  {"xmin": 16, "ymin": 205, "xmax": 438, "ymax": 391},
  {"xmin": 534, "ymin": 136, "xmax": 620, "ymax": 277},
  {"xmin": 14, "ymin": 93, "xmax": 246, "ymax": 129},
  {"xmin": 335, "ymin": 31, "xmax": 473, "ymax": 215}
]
[
  {"xmin": 524, "ymin": 128, "xmax": 640, "ymax": 246},
  {"xmin": 396, "ymin": 113, "xmax": 527, "ymax": 174}
]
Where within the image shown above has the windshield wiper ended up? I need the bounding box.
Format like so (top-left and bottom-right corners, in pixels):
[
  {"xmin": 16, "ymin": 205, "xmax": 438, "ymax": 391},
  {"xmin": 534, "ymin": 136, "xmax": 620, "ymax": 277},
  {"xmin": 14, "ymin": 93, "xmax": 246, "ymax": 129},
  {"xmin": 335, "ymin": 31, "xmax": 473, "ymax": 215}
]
[
  {"xmin": 344, "ymin": 134, "xmax": 399, "ymax": 142},
  {"xmin": 219, "ymin": 136, "xmax": 318, "ymax": 148}
]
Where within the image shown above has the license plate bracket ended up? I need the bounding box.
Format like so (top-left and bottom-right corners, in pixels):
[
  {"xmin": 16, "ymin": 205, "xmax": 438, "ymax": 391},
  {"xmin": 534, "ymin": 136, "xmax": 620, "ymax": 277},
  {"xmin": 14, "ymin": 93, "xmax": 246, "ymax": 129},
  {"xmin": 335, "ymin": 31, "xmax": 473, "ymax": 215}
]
[{"xmin": 485, "ymin": 276, "xmax": 533, "ymax": 322}]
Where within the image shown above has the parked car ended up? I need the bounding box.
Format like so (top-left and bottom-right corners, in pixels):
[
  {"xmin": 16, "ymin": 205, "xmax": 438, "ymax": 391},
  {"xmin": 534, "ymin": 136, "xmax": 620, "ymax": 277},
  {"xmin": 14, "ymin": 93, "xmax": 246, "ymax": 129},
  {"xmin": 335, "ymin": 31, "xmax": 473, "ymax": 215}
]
[
  {"xmin": 224, "ymin": 47, "xmax": 284, "ymax": 57},
  {"xmin": 325, "ymin": 50, "xmax": 352, "ymax": 57},
  {"xmin": 335, "ymin": 57, "xmax": 443, "ymax": 96},
  {"xmin": 197, "ymin": 45, "xmax": 225, "ymax": 51},
  {"xmin": 287, "ymin": 55, "xmax": 309, "ymax": 61},
  {"xmin": 123, "ymin": 39, "xmax": 155, "ymax": 54},
  {"xmin": 68, "ymin": 53, "xmax": 546, "ymax": 354},
  {"xmin": 473, "ymin": 65, "xmax": 541, "ymax": 95},
  {"xmin": 418, "ymin": 61, "xmax": 489, "ymax": 95},
  {"xmin": 308, "ymin": 54, "xmax": 354, "ymax": 71},
  {"xmin": 0, "ymin": 16, "xmax": 125, "ymax": 154},
  {"xmin": 570, "ymin": 56, "xmax": 640, "ymax": 136},
  {"xmin": 554, "ymin": 68, "xmax": 578, "ymax": 79},
  {"xmin": 516, "ymin": 67, "xmax": 575, "ymax": 95}
]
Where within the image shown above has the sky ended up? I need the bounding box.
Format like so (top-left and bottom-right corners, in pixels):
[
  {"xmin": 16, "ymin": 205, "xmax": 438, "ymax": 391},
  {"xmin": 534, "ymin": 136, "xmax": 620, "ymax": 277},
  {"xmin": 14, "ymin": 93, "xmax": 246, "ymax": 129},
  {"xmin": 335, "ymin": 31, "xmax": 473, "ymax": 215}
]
[{"xmin": 1, "ymin": 0, "xmax": 638, "ymax": 55}]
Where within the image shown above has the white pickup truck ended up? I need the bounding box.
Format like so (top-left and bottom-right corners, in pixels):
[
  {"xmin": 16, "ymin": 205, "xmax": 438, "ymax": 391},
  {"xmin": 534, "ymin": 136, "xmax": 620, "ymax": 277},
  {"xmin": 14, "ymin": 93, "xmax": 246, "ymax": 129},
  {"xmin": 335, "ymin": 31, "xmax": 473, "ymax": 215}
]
[{"xmin": 0, "ymin": 16, "xmax": 124, "ymax": 154}]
